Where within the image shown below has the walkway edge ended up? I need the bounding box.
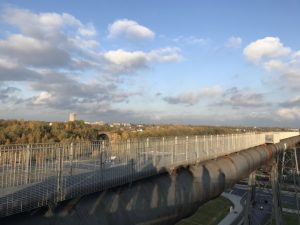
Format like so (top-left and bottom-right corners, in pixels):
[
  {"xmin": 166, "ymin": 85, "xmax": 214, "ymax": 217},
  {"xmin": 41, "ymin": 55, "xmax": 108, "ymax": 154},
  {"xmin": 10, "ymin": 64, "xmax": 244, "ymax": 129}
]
[{"xmin": 218, "ymin": 192, "xmax": 244, "ymax": 225}]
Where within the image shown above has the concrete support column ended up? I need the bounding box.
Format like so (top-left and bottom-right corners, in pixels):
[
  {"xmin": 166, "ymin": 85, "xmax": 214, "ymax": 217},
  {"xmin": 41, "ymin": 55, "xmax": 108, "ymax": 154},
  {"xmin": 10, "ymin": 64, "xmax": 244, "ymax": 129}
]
[
  {"xmin": 271, "ymin": 159, "xmax": 283, "ymax": 225},
  {"xmin": 244, "ymin": 171, "xmax": 256, "ymax": 225},
  {"xmin": 292, "ymin": 148, "xmax": 300, "ymax": 224},
  {"xmin": 294, "ymin": 148, "xmax": 299, "ymax": 175}
]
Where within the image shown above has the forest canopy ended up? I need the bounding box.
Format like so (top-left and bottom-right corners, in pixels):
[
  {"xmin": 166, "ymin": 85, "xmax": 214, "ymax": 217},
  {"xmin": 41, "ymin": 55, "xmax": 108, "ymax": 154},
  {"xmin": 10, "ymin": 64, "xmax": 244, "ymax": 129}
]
[{"xmin": 0, "ymin": 120, "xmax": 113, "ymax": 144}]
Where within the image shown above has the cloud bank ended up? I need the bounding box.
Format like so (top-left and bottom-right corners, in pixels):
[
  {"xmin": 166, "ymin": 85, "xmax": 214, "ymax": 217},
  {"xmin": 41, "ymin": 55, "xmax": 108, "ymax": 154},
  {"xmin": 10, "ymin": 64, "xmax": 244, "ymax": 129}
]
[{"xmin": 0, "ymin": 6, "xmax": 181, "ymax": 121}]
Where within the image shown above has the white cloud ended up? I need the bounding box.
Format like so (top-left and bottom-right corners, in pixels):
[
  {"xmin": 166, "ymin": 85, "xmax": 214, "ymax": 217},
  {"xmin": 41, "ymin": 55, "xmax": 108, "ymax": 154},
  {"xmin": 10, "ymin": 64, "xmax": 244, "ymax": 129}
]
[
  {"xmin": 1, "ymin": 6, "xmax": 99, "ymax": 56},
  {"xmin": 2, "ymin": 7, "xmax": 81, "ymax": 38},
  {"xmin": 33, "ymin": 91, "xmax": 53, "ymax": 105},
  {"xmin": 0, "ymin": 83, "xmax": 21, "ymax": 103},
  {"xmin": 0, "ymin": 6, "xmax": 185, "ymax": 122},
  {"xmin": 108, "ymin": 19, "xmax": 155, "ymax": 40},
  {"xmin": 0, "ymin": 58, "xmax": 41, "ymax": 81},
  {"xmin": 279, "ymin": 96, "xmax": 300, "ymax": 107},
  {"xmin": 199, "ymin": 85, "xmax": 223, "ymax": 97},
  {"xmin": 263, "ymin": 59, "xmax": 285, "ymax": 72},
  {"xmin": 292, "ymin": 51, "xmax": 300, "ymax": 60},
  {"xmin": 277, "ymin": 107, "xmax": 300, "ymax": 120},
  {"xmin": 0, "ymin": 34, "xmax": 70, "ymax": 67},
  {"xmin": 0, "ymin": 58, "xmax": 19, "ymax": 69},
  {"xmin": 148, "ymin": 48, "xmax": 182, "ymax": 63},
  {"xmin": 163, "ymin": 92, "xmax": 202, "ymax": 105},
  {"xmin": 163, "ymin": 85, "xmax": 223, "ymax": 106},
  {"xmin": 78, "ymin": 24, "xmax": 97, "ymax": 37},
  {"xmin": 104, "ymin": 49, "xmax": 147, "ymax": 73},
  {"xmin": 104, "ymin": 49, "xmax": 147, "ymax": 66},
  {"xmin": 244, "ymin": 37, "xmax": 300, "ymax": 91},
  {"xmin": 217, "ymin": 87, "xmax": 267, "ymax": 108},
  {"xmin": 103, "ymin": 48, "xmax": 181, "ymax": 74},
  {"xmin": 173, "ymin": 36, "xmax": 208, "ymax": 46},
  {"xmin": 225, "ymin": 36, "xmax": 242, "ymax": 49},
  {"xmin": 291, "ymin": 51, "xmax": 300, "ymax": 67},
  {"xmin": 243, "ymin": 37, "xmax": 291, "ymax": 63},
  {"xmin": 263, "ymin": 59, "xmax": 300, "ymax": 89},
  {"xmin": 0, "ymin": 6, "xmax": 181, "ymax": 77}
]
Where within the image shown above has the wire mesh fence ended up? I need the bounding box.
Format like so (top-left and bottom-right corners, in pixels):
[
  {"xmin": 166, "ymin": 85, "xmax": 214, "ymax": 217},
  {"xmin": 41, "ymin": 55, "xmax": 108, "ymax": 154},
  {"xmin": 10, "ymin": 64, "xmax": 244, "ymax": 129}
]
[{"xmin": 0, "ymin": 131, "xmax": 299, "ymax": 217}]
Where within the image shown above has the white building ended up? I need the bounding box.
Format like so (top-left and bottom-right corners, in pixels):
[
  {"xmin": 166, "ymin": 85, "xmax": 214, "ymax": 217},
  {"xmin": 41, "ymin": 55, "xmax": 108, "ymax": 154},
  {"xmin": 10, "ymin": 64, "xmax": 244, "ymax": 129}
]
[
  {"xmin": 92, "ymin": 121, "xmax": 105, "ymax": 125},
  {"xmin": 69, "ymin": 112, "xmax": 77, "ymax": 122}
]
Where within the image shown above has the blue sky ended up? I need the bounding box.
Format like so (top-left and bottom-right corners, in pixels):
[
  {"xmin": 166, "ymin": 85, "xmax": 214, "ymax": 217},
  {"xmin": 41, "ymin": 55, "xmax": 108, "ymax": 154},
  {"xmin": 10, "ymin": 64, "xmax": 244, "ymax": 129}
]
[{"xmin": 0, "ymin": 1, "xmax": 300, "ymax": 127}]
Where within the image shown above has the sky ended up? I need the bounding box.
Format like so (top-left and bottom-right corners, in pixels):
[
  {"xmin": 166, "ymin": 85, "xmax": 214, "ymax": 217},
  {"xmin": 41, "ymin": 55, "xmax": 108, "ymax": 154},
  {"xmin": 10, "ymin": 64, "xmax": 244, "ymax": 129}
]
[{"xmin": 0, "ymin": 0, "xmax": 300, "ymax": 127}]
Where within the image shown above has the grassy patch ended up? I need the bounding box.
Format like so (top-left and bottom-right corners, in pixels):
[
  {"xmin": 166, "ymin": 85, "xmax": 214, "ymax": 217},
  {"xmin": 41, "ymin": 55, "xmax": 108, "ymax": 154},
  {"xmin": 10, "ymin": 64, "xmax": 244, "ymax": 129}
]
[
  {"xmin": 267, "ymin": 213, "xmax": 299, "ymax": 225},
  {"xmin": 283, "ymin": 213, "xmax": 299, "ymax": 225},
  {"xmin": 176, "ymin": 196, "xmax": 233, "ymax": 225}
]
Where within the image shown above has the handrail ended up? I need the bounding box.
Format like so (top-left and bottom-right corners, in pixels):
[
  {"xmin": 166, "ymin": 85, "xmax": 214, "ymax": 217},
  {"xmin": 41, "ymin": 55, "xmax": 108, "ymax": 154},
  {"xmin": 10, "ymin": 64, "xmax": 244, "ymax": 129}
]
[{"xmin": 0, "ymin": 131, "xmax": 299, "ymax": 217}]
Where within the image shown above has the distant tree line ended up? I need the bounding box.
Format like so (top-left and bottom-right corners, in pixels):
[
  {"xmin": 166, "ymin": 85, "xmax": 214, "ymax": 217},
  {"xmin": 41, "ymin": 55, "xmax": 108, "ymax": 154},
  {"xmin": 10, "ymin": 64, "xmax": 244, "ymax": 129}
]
[
  {"xmin": 0, "ymin": 120, "xmax": 114, "ymax": 145},
  {"xmin": 122, "ymin": 124, "xmax": 287, "ymax": 139},
  {"xmin": 0, "ymin": 119, "xmax": 290, "ymax": 145}
]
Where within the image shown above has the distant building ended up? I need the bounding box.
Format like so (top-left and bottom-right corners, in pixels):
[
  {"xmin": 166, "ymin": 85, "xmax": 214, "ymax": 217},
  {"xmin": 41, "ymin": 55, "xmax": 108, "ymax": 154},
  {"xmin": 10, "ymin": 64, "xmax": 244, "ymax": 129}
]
[
  {"xmin": 85, "ymin": 121, "xmax": 105, "ymax": 125},
  {"xmin": 92, "ymin": 121, "xmax": 105, "ymax": 125},
  {"xmin": 69, "ymin": 112, "xmax": 77, "ymax": 122}
]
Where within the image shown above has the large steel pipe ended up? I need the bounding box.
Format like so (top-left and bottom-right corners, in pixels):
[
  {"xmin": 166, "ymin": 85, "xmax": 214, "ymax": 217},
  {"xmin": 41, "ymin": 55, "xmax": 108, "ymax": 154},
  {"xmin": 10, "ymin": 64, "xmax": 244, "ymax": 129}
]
[{"xmin": 2, "ymin": 136, "xmax": 300, "ymax": 225}]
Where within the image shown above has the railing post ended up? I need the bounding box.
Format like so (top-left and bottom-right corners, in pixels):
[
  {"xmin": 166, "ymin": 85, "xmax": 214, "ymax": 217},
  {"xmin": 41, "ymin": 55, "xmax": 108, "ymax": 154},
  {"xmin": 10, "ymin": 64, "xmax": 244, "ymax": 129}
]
[
  {"xmin": 204, "ymin": 135, "xmax": 208, "ymax": 158},
  {"xmin": 216, "ymin": 134, "xmax": 219, "ymax": 157},
  {"xmin": 70, "ymin": 142, "xmax": 73, "ymax": 175},
  {"xmin": 100, "ymin": 141, "xmax": 104, "ymax": 188},
  {"xmin": 294, "ymin": 148, "xmax": 299, "ymax": 175},
  {"xmin": 25, "ymin": 144, "xmax": 31, "ymax": 184},
  {"xmin": 162, "ymin": 137, "xmax": 165, "ymax": 165},
  {"xmin": 195, "ymin": 136, "xmax": 198, "ymax": 162},
  {"xmin": 232, "ymin": 134, "xmax": 234, "ymax": 152},
  {"xmin": 126, "ymin": 139, "xmax": 130, "ymax": 151},
  {"xmin": 185, "ymin": 136, "xmax": 188, "ymax": 162},
  {"xmin": 130, "ymin": 158, "xmax": 134, "ymax": 184},
  {"xmin": 172, "ymin": 136, "xmax": 177, "ymax": 165},
  {"xmin": 56, "ymin": 146, "xmax": 63, "ymax": 203},
  {"xmin": 153, "ymin": 139, "xmax": 157, "ymax": 167},
  {"xmin": 220, "ymin": 134, "xmax": 223, "ymax": 154},
  {"xmin": 210, "ymin": 135, "xmax": 213, "ymax": 158},
  {"xmin": 146, "ymin": 138, "xmax": 149, "ymax": 162}
]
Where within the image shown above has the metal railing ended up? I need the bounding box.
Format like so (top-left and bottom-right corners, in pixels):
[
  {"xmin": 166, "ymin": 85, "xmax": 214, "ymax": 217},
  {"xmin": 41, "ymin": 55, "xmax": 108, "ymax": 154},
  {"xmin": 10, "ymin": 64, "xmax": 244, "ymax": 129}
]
[{"xmin": 0, "ymin": 131, "xmax": 299, "ymax": 217}]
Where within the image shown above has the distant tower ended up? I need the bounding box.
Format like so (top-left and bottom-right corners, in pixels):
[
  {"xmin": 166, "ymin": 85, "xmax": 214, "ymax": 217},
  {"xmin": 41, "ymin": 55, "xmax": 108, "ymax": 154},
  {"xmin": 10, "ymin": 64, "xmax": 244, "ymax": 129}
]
[{"xmin": 69, "ymin": 112, "xmax": 77, "ymax": 122}]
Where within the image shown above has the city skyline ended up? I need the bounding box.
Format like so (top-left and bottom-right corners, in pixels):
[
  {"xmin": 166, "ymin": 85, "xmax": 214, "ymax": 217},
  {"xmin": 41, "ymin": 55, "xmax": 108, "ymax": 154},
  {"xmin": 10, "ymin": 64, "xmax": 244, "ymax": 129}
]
[{"xmin": 0, "ymin": 1, "xmax": 300, "ymax": 127}]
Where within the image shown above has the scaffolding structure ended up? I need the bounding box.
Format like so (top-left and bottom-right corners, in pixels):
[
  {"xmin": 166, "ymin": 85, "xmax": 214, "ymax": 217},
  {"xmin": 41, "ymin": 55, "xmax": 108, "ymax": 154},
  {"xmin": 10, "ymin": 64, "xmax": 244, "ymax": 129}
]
[{"xmin": 244, "ymin": 146, "xmax": 300, "ymax": 225}]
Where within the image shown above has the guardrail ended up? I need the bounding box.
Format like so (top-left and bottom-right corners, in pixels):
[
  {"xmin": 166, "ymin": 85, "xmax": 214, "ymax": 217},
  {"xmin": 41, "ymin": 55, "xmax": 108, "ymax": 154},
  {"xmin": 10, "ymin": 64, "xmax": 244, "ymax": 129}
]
[{"xmin": 0, "ymin": 131, "xmax": 299, "ymax": 217}]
